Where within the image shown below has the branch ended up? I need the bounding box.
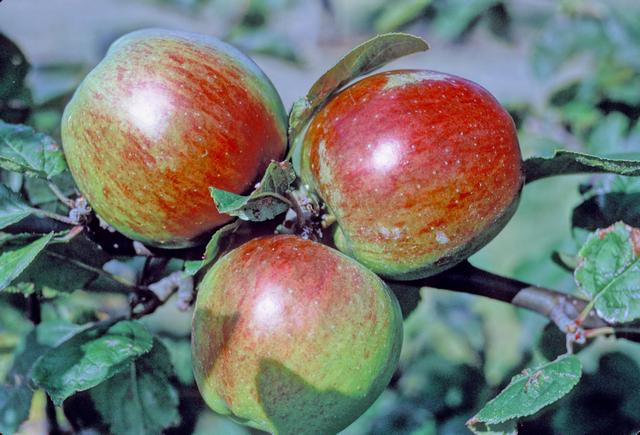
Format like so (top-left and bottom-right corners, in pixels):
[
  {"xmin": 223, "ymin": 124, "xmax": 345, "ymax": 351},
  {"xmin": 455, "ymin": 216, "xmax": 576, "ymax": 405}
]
[{"xmin": 392, "ymin": 261, "xmax": 635, "ymax": 341}]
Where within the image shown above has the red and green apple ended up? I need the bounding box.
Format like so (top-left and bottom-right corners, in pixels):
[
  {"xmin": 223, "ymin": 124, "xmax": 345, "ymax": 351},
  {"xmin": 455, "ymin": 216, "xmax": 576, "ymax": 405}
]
[
  {"xmin": 301, "ymin": 70, "xmax": 524, "ymax": 280},
  {"xmin": 62, "ymin": 29, "xmax": 287, "ymax": 248},
  {"xmin": 191, "ymin": 235, "xmax": 403, "ymax": 434}
]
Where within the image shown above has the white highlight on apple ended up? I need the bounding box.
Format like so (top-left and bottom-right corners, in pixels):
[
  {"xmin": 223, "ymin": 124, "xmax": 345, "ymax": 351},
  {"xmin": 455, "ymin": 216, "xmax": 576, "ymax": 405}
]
[
  {"xmin": 371, "ymin": 141, "xmax": 401, "ymax": 172},
  {"xmin": 127, "ymin": 85, "xmax": 173, "ymax": 140}
]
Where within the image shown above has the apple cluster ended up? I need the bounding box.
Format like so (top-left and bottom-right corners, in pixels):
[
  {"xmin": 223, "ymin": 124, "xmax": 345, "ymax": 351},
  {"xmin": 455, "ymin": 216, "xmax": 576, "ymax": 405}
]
[{"xmin": 61, "ymin": 29, "xmax": 522, "ymax": 434}]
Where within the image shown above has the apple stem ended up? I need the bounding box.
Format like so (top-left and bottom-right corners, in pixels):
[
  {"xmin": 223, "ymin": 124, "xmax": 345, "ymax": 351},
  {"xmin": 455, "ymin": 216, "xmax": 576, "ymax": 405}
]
[{"xmin": 285, "ymin": 191, "xmax": 305, "ymax": 231}]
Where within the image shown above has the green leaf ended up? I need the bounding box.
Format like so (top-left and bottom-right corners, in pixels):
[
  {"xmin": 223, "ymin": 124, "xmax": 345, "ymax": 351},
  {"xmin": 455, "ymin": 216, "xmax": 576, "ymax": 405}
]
[
  {"xmin": 433, "ymin": 0, "xmax": 500, "ymax": 40},
  {"xmin": 0, "ymin": 33, "xmax": 32, "ymax": 124},
  {"xmin": 0, "ymin": 121, "xmax": 67, "ymax": 179},
  {"xmin": 0, "ymin": 184, "xmax": 34, "ymax": 230},
  {"xmin": 551, "ymin": 352, "xmax": 640, "ymax": 433},
  {"xmin": 0, "ymin": 329, "xmax": 52, "ymax": 434},
  {"xmin": 210, "ymin": 161, "xmax": 294, "ymax": 222},
  {"xmin": 90, "ymin": 339, "xmax": 180, "ymax": 435},
  {"xmin": 11, "ymin": 232, "xmax": 128, "ymax": 296},
  {"xmin": 32, "ymin": 320, "xmax": 153, "ymax": 406},
  {"xmin": 551, "ymin": 251, "xmax": 578, "ymax": 272},
  {"xmin": 0, "ymin": 232, "xmax": 53, "ymax": 291},
  {"xmin": 587, "ymin": 112, "xmax": 631, "ymax": 155},
  {"xmin": 574, "ymin": 222, "xmax": 640, "ymax": 323},
  {"xmin": 160, "ymin": 337, "xmax": 194, "ymax": 385},
  {"xmin": 557, "ymin": 101, "xmax": 601, "ymax": 134},
  {"xmin": 474, "ymin": 299, "xmax": 522, "ymax": 386},
  {"xmin": 28, "ymin": 62, "xmax": 87, "ymax": 106},
  {"xmin": 468, "ymin": 354, "xmax": 582, "ymax": 429},
  {"xmin": 23, "ymin": 171, "xmax": 76, "ymax": 206},
  {"xmin": 287, "ymin": 33, "xmax": 429, "ymax": 142},
  {"xmin": 35, "ymin": 320, "xmax": 85, "ymax": 347},
  {"xmin": 0, "ymin": 232, "xmax": 38, "ymax": 249},
  {"xmin": 227, "ymin": 27, "xmax": 301, "ymax": 64},
  {"xmin": 530, "ymin": 19, "xmax": 603, "ymax": 79},
  {"xmin": 572, "ymin": 175, "xmax": 640, "ymax": 231},
  {"xmin": 0, "ymin": 33, "xmax": 29, "ymax": 101},
  {"xmin": 184, "ymin": 220, "xmax": 241, "ymax": 275},
  {"xmin": 523, "ymin": 150, "xmax": 640, "ymax": 183},
  {"xmin": 468, "ymin": 420, "xmax": 517, "ymax": 435},
  {"xmin": 0, "ymin": 382, "xmax": 32, "ymax": 434},
  {"xmin": 374, "ymin": 0, "xmax": 433, "ymax": 33}
]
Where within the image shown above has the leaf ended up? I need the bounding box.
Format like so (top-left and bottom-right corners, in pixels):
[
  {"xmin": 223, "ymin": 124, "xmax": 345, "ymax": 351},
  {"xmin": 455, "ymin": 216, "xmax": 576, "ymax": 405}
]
[
  {"xmin": 0, "ymin": 32, "xmax": 32, "ymax": 124},
  {"xmin": 0, "ymin": 121, "xmax": 67, "ymax": 179},
  {"xmin": 0, "ymin": 232, "xmax": 37, "ymax": 249},
  {"xmin": 160, "ymin": 337, "xmax": 194, "ymax": 385},
  {"xmin": 0, "ymin": 329, "xmax": 51, "ymax": 434},
  {"xmin": 474, "ymin": 299, "xmax": 522, "ymax": 386},
  {"xmin": 572, "ymin": 192, "xmax": 640, "ymax": 232},
  {"xmin": 574, "ymin": 222, "xmax": 640, "ymax": 323},
  {"xmin": 184, "ymin": 220, "xmax": 241, "ymax": 275},
  {"xmin": 35, "ymin": 320, "xmax": 85, "ymax": 348},
  {"xmin": 0, "ymin": 232, "xmax": 53, "ymax": 291},
  {"xmin": 530, "ymin": 18, "xmax": 603, "ymax": 79},
  {"xmin": 12, "ymin": 232, "xmax": 129, "ymax": 296},
  {"xmin": 0, "ymin": 33, "xmax": 30, "ymax": 101},
  {"xmin": 551, "ymin": 251, "xmax": 578, "ymax": 272},
  {"xmin": 0, "ymin": 382, "xmax": 32, "ymax": 435},
  {"xmin": 210, "ymin": 161, "xmax": 295, "ymax": 222},
  {"xmin": 468, "ymin": 420, "xmax": 517, "ymax": 435},
  {"xmin": 587, "ymin": 112, "xmax": 631, "ymax": 155},
  {"xmin": 467, "ymin": 354, "xmax": 582, "ymax": 429},
  {"xmin": 32, "ymin": 320, "xmax": 153, "ymax": 406},
  {"xmin": 24, "ymin": 171, "xmax": 77, "ymax": 206},
  {"xmin": 572, "ymin": 175, "xmax": 640, "ymax": 231},
  {"xmin": 90, "ymin": 339, "xmax": 180, "ymax": 435},
  {"xmin": 287, "ymin": 33, "xmax": 429, "ymax": 141},
  {"xmin": 551, "ymin": 352, "xmax": 640, "ymax": 433},
  {"xmin": 28, "ymin": 62, "xmax": 87, "ymax": 106},
  {"xmin": 523, "ymin": 150, "xmax": 640, "ymax": 183},
  {"xmin": 433, "ymin": 0, "xmax": 500, "ymax": 40},
  {"xmin": 226, "ymin": 27, "xmax": 301, "ymax": 64},
  {"xmin": 0, "ymin": 184, "xmax": 34, "ymax": 229},
  {"xmin": 374, "ymin": 0, "xmax": 433, "ymax": 33}
]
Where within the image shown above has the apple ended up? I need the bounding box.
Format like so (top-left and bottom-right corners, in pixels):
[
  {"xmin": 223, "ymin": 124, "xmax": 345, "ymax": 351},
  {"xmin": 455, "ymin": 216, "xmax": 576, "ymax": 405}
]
[
  {"xmin": 61, "ymin": 29, "xmax": 287, "ymax": 248},
  {"xmin": 300, "ymin": 70, "xmax": 523, "ymax": 280},
  {"xmin": 191, "ymin": 235, "xmax": 403, "ymax": 434}
]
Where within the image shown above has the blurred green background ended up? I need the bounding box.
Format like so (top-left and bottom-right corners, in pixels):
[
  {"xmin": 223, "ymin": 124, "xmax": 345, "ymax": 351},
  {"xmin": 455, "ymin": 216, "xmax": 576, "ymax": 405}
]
[{"xmin": 1, "ymin": 0, "xmax": 640, "ymax": 433}]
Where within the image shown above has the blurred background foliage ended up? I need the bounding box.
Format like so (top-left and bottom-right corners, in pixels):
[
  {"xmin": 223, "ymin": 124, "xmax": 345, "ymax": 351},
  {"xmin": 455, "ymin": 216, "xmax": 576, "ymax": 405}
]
[{"xmin": 1, "ymin": 0, "xmax": 639, "ymax": 433}]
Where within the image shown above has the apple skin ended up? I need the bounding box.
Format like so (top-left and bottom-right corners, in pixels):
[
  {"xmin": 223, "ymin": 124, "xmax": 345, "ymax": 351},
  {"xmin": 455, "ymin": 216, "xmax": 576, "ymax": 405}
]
[
  {"xmin": 61, "ymin": 29, "xmax": 287, "ymax": 248},
  {"xmin": 192, "ymin": 235, "xmax": 403, "ymax": 434},
  {"xmin": 301, "ymin": 70, "xmax": 524, "ymax": 280}
]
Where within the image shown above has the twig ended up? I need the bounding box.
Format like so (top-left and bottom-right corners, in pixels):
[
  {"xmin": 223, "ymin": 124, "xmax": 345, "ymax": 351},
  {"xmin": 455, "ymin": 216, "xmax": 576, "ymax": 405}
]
[
  {"xmin": 26, "ymin": 293, "xmax": 41, "ymax": 325},
  {"xmin": 44, "ymin": 251, "xmax": 136, "ymax": 289},
  {"xmin": 47, "ymin": 182, "xmax": 75, "ymax": 208},
  {"xmin": 32, "ymin": 208, "xmax": 77, "ymax": 226},
  {"xmin": 395, "ymin": 261, "xmax": 617, "ymax": 339},
  {"xmin": 51, "ymin": 225, "xmax": 84, "ymax": 244},
  {"xmin": 46, "ymin": 396, "xmax": 61, "ymax": 435}
]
